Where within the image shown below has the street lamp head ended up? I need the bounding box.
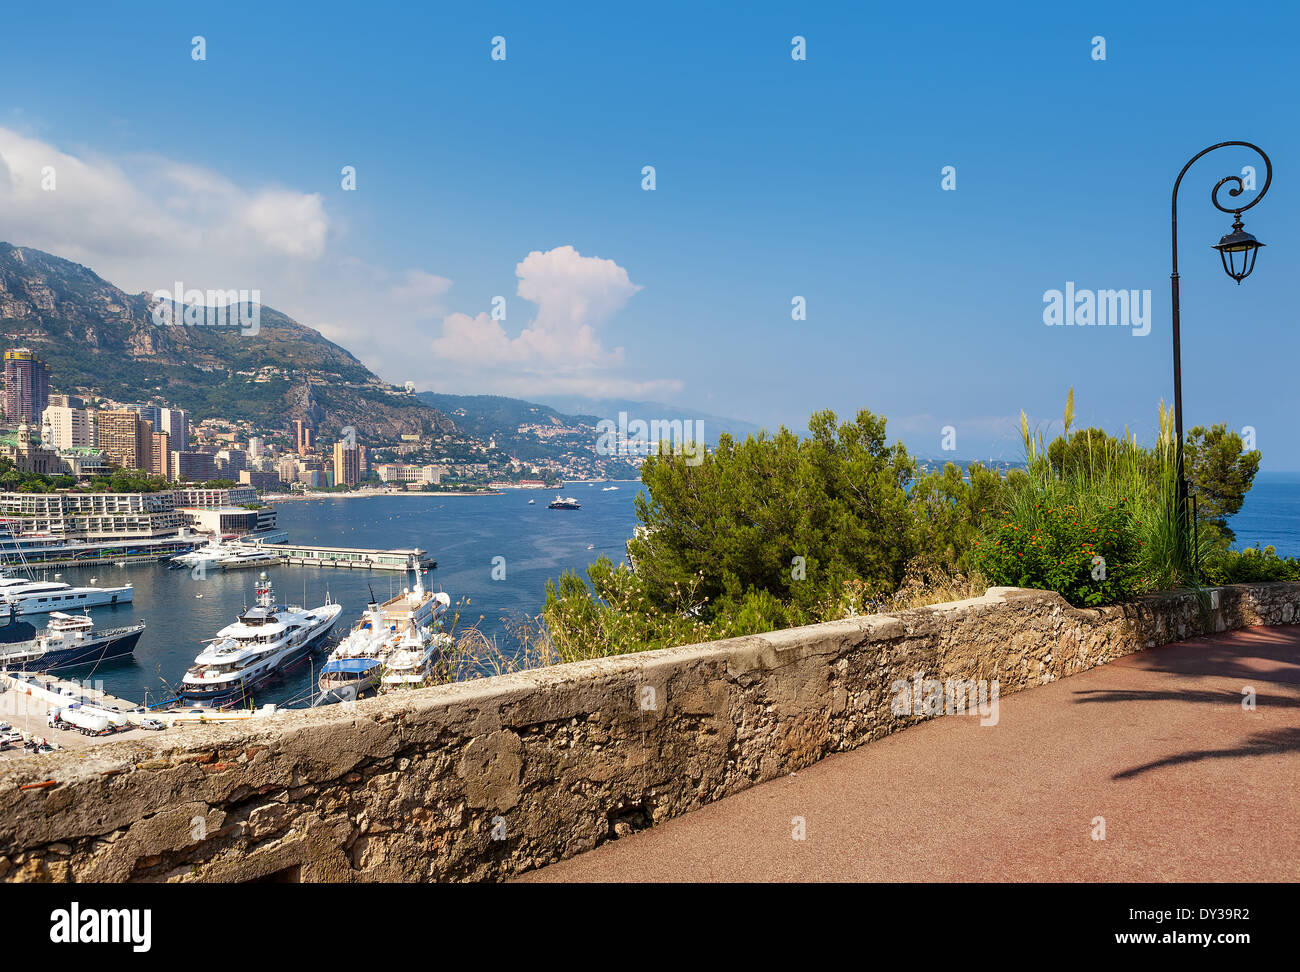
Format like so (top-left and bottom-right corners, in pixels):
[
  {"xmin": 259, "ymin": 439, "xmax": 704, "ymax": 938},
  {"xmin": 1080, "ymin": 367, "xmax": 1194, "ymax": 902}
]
[{"xmin": 1212, "ymin": 214, "xmax": 1264, "ymax": 284}]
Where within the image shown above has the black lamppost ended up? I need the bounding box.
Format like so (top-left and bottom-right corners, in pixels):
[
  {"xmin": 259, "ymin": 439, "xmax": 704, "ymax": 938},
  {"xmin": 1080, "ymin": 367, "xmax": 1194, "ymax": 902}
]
[{"xmin": 1170, "ymin": 141, "xmax": 1272, "ymax": 576}]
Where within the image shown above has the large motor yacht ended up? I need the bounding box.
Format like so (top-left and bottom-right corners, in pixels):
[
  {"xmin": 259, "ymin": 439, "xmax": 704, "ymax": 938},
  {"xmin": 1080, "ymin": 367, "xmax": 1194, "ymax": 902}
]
[
  {"xmin": 0, "ymin": 611, "xmax": 145, "ymax": 672},
  {"xmin": 0, "ymin": 571, "xmax": 133, "ymax": 616},
  {"xmin": 179, "ymin": 573, "xmax": 341, "ymax": 707},
  {"xmin": 317, "ymin": 571, "xmax": 449, "ymax": 704}
]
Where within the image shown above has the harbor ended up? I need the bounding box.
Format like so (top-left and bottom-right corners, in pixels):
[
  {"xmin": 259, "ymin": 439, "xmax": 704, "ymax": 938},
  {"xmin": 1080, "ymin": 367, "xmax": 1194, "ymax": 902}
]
[{"xmin": 0, "ymin": 484, "xmax": 638, "ymax": 757}]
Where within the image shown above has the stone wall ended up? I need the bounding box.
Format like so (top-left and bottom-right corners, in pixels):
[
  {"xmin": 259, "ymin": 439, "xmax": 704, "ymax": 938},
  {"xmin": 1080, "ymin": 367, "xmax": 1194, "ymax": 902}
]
[{"xmin": 2, "ymin": 583, "xmax": 1297, "ymax": 883}]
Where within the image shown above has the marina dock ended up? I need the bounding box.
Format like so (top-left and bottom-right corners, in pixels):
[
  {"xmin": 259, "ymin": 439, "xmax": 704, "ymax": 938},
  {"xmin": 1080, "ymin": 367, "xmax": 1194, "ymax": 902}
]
[
  {"xmin": 268, "ymin": 544, "xmax": 434, "ymax": 571},
  {"xmin": 0, "ymin": 535, "xmax": 197, "ymax": 570}
]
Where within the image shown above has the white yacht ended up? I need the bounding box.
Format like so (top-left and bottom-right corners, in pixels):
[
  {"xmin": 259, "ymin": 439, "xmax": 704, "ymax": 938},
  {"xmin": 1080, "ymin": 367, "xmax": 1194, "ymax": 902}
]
[
  {"xmin": 215, "ymin": 546, "xmax": 280, "ymax": 570},
  {"xmin": 169, "ymin": 538, "xmax": 228, "ymax": 570},
  {"xmin": 0, "ymin": 612, "xmax": 145, "ymax": 672},
  {"xmin": 379, "ymin": 625, "xmax": 454, "ymax": 693},
  {"xmin": 0, "ymin": 572, "xmax": 133, "ymax": 616},
  {"xmin": 178, "ymin": 573, "xmax": 342, "ymax": 707},
  {"xmin": 317, "ymin": 572, "xmax": 449, "ymax": 703}
]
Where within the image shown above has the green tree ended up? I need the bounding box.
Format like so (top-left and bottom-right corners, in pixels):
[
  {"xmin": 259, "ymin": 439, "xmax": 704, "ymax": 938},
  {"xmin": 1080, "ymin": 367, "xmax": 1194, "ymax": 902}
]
[{"xmin": 1184, "ymin": 425, "xmax": 1260, "ymax": 543}]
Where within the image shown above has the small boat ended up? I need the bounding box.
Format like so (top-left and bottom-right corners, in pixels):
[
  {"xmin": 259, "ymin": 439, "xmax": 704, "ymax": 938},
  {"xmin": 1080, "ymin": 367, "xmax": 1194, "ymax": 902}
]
[
  {"xmin": 602, "ymin": 486, "xmax": 620, "ymax": 491},
  {"xmin": 547, "ymin": 495, "xmax": 581, "ymax": 510},
  {"xmin": 528, "ymin": 499, "xmax": 536, "ymax": 505}
]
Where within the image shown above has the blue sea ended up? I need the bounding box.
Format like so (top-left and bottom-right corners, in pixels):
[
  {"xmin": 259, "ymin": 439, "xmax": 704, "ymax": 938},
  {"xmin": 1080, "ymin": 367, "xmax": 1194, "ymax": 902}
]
[
  {"xmin": 1226, "ymin": 470, "xmax": 1300, "ymax": 556},
  {"xmin": 18, "ymin": 471, "xmax": 1298, "ymax": 710}
]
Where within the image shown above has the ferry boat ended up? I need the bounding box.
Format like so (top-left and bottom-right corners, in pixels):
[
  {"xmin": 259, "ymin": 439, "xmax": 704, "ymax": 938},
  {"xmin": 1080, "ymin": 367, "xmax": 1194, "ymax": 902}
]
[
  {"xmin": 178, "ymin": 573, "xmax": 342, "ymax": 707},
  {"xmin": 547, "ymin": 495, "xmax": 581, "ymax": 510},
  {"xmin": 0, "ymin": 612, "xmax": 145, "ymax": 673},
  {"xmin": 317, "ymin": 572, "xmax": 450, "ymax": 704},
  {"xmin": 0, "ymin": 571, "xmax": 133, "ymax": 616}
]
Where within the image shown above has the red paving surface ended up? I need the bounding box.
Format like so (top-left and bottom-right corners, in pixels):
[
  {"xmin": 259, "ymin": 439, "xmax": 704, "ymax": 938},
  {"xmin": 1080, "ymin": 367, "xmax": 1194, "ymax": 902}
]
[{"xmin": 521, "ymin": 625, "xmax": 1300, "ymax": 882}]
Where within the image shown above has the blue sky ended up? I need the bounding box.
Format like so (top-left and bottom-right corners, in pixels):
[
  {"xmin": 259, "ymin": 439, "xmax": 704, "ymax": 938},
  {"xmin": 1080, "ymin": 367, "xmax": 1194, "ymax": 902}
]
[{"xmin": 2, "ymin": 1, "xmax": 1297, "ymax": 466}]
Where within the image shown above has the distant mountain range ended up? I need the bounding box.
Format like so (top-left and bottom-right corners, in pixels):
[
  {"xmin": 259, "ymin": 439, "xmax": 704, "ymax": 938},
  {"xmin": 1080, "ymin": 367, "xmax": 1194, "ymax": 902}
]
[
  {"xmin": 0, "ymin": 241, "xmax": 762, "ymax": 460},
  {"xmin": 0, "ymin": 243, "xmax": 454, "ymax": 441},
  {"xmin": 417, "ymin": 391, "xmax": 764, "ymax": 463},
  {"xmin": 531, "ymin": 395, "xmax": 765, "ymax": 447}
]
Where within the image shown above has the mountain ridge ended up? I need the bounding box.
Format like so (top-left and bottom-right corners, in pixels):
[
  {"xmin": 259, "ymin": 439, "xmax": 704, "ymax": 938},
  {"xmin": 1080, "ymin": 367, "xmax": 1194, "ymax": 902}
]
[{"xmin": 0, "ymin": 242, "xmax": 456, "ymax": 442}]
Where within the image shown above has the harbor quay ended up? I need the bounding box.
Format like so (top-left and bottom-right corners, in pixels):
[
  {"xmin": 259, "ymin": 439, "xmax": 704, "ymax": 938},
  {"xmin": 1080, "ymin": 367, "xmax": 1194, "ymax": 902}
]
[{"xmin": 267, "ymin": 543, "xmax": 434, "ymax": 572}]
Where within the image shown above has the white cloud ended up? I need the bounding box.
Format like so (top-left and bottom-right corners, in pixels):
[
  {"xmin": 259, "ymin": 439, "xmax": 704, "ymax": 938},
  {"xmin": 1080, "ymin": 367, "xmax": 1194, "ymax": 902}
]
[
  {"xmin": 429, "ymin": 245, "xmax": 677, "ymax": 397},
  {"xmin": 0, "ymin": 127, "xmax": 681, "ymax": 400}
]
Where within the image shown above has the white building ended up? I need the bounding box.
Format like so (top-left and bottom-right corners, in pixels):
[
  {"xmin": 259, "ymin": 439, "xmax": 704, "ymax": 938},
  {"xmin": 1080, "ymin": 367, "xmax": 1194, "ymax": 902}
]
[{"xmin": 42, "ymin": 405, "xmax": 98, "ymax": 449}]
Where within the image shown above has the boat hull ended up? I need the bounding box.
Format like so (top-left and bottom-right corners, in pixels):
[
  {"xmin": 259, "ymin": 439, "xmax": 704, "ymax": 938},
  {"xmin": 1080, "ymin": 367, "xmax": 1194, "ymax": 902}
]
[{"xmin": 0, "ymin": 626, "xmax": 143, "ymax": 673}]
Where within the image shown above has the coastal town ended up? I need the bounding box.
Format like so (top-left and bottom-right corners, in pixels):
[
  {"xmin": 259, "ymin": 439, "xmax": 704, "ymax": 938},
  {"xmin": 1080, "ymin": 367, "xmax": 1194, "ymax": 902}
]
[{"xmin": 0, "ymin": 345, "xmax": 647, "ymax": 530}]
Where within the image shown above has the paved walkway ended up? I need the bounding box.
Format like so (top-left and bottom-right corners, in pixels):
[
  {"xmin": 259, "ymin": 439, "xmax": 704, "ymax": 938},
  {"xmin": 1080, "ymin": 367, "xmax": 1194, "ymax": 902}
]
[{"xmin": 522, "ymin": 625, "xmax": 1300, "ymax": 882}]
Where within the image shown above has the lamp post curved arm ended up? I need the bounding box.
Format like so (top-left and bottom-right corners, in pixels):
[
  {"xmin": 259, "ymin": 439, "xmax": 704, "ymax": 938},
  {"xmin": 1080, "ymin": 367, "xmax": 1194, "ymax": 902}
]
[{"xmin": 1169, "ymin": 141, "xmax": 1272, "ymax": 580}]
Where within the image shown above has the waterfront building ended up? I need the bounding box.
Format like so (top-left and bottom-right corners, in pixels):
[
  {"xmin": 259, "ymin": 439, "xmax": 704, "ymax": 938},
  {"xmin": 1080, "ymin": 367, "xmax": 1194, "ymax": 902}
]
[
  {"xmin": 177, "ymin": 505, "xmax": 278, "ymax": 538},
  {"xmin": 0, "ymin": 490, "xmax": 181, "ymax": 539},
  {"xmin": 3, "ymin": 348, "xmax": 50, "ymax": 423},
  {"xmin": 173, "ymin": 484, "xmax": 258, "ymax": 508},
  {"xmin": 333, "ymin": 440, "xmax": 361, "ymax": 487},
  {"xmin": 376, "ymin": 462, "xmax": 443, "ymax": 485}
]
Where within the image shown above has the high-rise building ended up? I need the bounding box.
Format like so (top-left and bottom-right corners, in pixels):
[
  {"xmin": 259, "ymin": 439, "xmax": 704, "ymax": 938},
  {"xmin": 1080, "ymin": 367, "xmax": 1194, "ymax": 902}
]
[
  {"xmin": 159, "ymin": 408, "xmax": 189, "ymax": 450},
  {"xmin": 215, "ymin": 448, "xmax": 247, "ymax": 476},
  {"xmin": 150, "ymin": 431, "xmax": 170, "ymax": 478},
  {"xmin": 42, "ymin": 405, "xmax": 98, "ymax": 449},
  {"xmin": 48, "ymin": 393, "xmax": 84, "ymax": 409},
  {"xmin": 97, "ymin": 410, "xmax": 150, "ymax": 471},
  {"xmin": 247, "ymin": 436, "xmax": 264, "ymax": 459},
  {"xmin": 3, "ymin": 349, "xmax": 50, "ymax": 424},
  {"xmin": 332, "ymin": 440, "xmax": 360, "ymax": 487},
  {"xmin": 293, "ymin": 419, "xmax": 313, "ymax": 454},
  {"xmin": 130, "ymin": 405, "xmax": 188, "ymax": 451},
  {"xmin": 170, "ymin": 451, "xmax": 217, "ymax": 482}
]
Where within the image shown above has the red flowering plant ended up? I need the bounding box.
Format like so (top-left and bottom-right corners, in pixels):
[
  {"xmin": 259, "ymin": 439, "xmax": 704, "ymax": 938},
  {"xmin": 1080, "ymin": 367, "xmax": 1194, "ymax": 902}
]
[{"xmin": 971, "ymin": 499, "xmax": 1140, "ymax": 607}]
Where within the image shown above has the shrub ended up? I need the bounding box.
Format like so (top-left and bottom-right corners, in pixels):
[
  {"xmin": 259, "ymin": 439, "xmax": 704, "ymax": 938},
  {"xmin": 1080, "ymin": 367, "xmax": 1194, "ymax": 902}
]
[
  {"xmin": 972, "ymin": 500, "xmax": 1140, "ymax": 607},
  {"xmin": 1203, "ymin": 545, "xmax": 1300, "ymax": 585}
]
